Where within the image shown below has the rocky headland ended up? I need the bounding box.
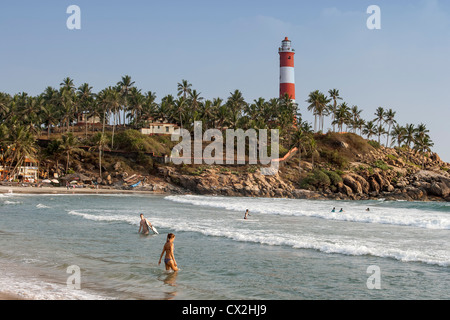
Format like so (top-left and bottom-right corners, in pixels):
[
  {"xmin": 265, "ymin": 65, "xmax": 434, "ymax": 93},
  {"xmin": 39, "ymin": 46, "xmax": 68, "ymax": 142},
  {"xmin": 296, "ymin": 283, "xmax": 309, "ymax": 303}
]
[{"xmin": 26, "ymin": 133, "xmax": 450, "ymax": 202}]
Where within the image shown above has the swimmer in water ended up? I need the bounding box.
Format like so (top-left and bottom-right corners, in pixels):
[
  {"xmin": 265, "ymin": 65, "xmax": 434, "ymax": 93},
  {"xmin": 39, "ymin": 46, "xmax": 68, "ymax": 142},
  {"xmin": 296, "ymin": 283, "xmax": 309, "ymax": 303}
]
[{"xmin": 159, "ymin": 233, "xmax": 179, "ymax": 272}]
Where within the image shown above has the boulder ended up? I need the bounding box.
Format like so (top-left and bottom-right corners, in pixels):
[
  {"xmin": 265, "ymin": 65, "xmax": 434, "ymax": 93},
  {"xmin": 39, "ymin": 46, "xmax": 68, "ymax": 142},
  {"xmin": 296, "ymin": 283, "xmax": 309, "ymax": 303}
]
[
  {"xmin": 368, "ymin": 177, "xmax": 380, "ymax": 194},
  {"xmin": 428, "ymin": 182, "xmax": 450, "ymax": 198},
  {"xmin": 342, "ymin": 174, "xmax": 363, "ymax": 194}
]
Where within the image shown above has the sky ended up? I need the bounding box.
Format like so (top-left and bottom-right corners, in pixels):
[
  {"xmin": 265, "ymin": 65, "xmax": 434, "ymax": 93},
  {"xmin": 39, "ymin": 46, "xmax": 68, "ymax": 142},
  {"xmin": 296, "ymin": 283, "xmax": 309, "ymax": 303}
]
[{"xmin": 0, "ymin": 0, "xmax": 449, "ymax": 161}]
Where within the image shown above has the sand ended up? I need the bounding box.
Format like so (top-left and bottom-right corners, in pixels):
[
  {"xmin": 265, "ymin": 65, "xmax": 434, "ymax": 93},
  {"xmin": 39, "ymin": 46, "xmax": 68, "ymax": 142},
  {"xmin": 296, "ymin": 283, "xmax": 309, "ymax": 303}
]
[
  {"xmin": 0, "ymin": 292, "xmax": 23, "ymax": 300},
  {"xmin": 0, "ymin": 185, "xmax": 158, "ymax": 195}
]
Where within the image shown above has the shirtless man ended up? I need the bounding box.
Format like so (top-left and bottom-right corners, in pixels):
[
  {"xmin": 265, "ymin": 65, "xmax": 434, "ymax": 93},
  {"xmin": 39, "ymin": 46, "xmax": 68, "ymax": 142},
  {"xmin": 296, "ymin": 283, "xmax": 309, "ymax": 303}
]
[
  {"xmin": 138, "ymin": 213, "xmax": 153, "ymax": 235},
  {"xmin": 158, "ymin": 233, "xmax": 178, "ymax": 271}
]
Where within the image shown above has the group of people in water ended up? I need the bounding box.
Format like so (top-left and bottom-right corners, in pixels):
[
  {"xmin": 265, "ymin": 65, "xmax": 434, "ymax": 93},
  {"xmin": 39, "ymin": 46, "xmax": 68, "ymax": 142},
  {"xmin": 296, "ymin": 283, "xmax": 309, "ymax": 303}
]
[
  {"xmin": 139, "ymin": 214, "xmax": 178, "ymax": 272},
  {"xmin": 139, "ymin": 204, "xmax": 373, "ymax": 272},
  {"xmin": 331, "ymin": 207, "xmax": 371, "ymax": 212},
  {"xmin": 138, "ymin": 208, "xmax": 253, "ymax": 272}
]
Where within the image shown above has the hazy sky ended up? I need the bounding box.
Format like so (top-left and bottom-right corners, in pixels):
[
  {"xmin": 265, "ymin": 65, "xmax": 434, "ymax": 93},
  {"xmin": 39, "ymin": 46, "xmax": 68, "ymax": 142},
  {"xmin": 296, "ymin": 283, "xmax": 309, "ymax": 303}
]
[{"xmin": 1, "ymin": 0, "xmax": 449, "ymax": 161}]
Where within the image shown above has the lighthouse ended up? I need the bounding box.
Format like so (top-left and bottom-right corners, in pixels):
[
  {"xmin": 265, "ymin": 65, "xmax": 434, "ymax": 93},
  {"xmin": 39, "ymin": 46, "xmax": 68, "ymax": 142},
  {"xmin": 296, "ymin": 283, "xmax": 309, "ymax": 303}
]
[{"xmin": 279, "ymin": 37, "xmax": 295, "ymax": 103}]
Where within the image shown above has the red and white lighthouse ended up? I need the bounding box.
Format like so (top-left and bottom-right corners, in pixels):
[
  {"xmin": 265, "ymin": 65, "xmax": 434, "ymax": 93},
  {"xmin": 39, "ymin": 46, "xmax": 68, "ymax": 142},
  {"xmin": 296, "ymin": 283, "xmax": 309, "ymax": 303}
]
[{"xmin": 279, "ymin": 37, "xmax": 295, "ymax": 103}]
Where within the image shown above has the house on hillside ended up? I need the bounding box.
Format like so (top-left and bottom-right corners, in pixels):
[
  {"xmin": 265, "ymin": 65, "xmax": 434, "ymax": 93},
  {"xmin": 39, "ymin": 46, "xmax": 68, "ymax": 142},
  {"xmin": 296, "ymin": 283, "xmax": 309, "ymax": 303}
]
[
  {"xmin": 76, "ymin": 113, "xmax": 101, "ymax": 125},
  {"xmin": 140, "ymin": 122, "xmax": 178, "ymax": 135}
]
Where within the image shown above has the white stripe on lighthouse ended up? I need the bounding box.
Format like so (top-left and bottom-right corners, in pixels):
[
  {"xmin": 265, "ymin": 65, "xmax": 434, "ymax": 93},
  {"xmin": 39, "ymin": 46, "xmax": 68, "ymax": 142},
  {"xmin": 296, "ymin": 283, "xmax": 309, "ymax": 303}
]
[{"xmin": 280, "ymin": 67, "xmax": 295, "ymax": 84}]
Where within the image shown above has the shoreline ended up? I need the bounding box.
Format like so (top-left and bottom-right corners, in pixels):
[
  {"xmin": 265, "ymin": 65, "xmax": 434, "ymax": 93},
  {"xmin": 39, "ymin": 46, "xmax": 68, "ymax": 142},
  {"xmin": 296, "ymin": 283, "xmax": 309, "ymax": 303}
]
[{"xmin": 0, "ymin": 185, "xmax": 164, "ymax": 195}]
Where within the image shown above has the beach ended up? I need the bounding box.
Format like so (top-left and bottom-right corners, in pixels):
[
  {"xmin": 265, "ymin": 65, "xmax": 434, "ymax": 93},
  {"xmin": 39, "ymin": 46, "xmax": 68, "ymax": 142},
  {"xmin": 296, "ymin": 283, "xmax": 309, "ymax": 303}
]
[{"xmin": 0, "ymin": 185, "xmax": 158, "ymax": 195}]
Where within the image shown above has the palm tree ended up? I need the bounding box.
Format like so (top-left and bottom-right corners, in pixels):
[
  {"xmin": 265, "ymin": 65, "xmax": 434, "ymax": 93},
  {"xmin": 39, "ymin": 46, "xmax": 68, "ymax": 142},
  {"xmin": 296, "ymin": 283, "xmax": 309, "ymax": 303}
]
[
  {"xmin": 328, "ymin": 89, "xmax": 343, "ymax": 132},
  {"xmin": 58, "ymin": 86, "xmax": 75, "ymax": 133},
  {"xmin": 404, "ymin": 123, "xmax": 417, "ymax": 149},
  {"xmin": 77, "ymin": 83, "xmax": 94, "ymax": 139},
  {"xmin": 0, "ymin": 92, "xmax": 10, "ymax": 121},
  {"xmin": 375, "ymin": 123, "xmax": 387, "ymax": 144},
  {"xmin": 333, "ymin": 102, "xmax": 350, "ymax": 133},
  {"xmin": 307, "ymin": 90, "xmax": 330, "ymax": 132},
  {"xmin": 127, "ymin": 87, "xmax": 145, "ymax": 128},
  {"xmin": 40, "ymin": 103, "xmax": 58, "ymax": 139},
  {"xmin": 226, "ymin": 90, "xmax": 246, "ymax": 129},
  {"xmin": 188, "ymin": 89, "xmax": 203, "ymax": 114},
  {"xmin": 291, "ymin": 128, "xmax": 312, "ymax": 172},
  {"xmin": 363, "ymin": 120, "xmax": 377, "ymax": 140},
  {"xmin": 89, "ymin": 133, "xmax": 109, "ymax": 178},
  {"xmin": 177, "ymin": 79, "xmax": 192, "ymax": 100},
  {"xmin": 4, "ymin": 125, "xmax": 38, "ymax": 180},
  {"xmin": 384, "ymin": 108, "xmax": 396, "ymax": 147},
  {"xmin": 60, "ymin": 132, "xmax": 83, "ymax": 174},
  {"xmin": 350, "ymin": 105, "xmax": 362, "ymax": 133},
  {"xmin": 373, "ymin": 107, "xmax": 385, "ymax": 142},
  {"xmin": 107, "ymin": 88, "xmax": 121, "ymax": 148},
  {"xmin": 173, "ymin": 96, "xmax": 186, "ymax": 129},
  {"xmin": 117, "ymin": 75, "xmax": 135, "ymax": 126},
  {"xmin": 413, "ymin": 135, "xmax": 434, "ymax": 154},
  {"xmin": 390, "ymin": 124, "xmax": 406, "ymax": 148},
  {"xmin": 413, "ymin": 135, "xmax": 434, "ymax": 169},
  {"xmin": 414, "ymin": 123, "xmax": 430, "ymax": 141}
]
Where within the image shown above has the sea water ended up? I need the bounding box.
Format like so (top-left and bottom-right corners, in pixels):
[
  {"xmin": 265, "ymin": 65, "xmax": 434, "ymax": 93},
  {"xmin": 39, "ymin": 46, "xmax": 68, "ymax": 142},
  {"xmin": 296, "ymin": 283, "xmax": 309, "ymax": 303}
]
[{"xmin": 0, "ymin": 192, "xmax": 449, "ymax": 300}]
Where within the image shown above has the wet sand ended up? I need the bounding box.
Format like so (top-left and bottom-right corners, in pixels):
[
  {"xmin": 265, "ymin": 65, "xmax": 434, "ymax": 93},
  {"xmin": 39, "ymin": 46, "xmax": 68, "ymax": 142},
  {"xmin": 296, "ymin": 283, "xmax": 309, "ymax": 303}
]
[
  {"xmin": 0, "ymin": 185, "xmax": 157, "ymax": 195},
  {"xmin": 0, "ymin": 292, "xmax": 23, "ymax": 300}
]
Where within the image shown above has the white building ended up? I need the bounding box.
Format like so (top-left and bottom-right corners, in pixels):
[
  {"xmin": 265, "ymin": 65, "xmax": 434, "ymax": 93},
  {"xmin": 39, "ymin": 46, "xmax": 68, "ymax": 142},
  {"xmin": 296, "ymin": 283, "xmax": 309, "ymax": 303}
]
[{"xmin": 140, "ymin": 123, "xmax": 178, "ymax": 135}]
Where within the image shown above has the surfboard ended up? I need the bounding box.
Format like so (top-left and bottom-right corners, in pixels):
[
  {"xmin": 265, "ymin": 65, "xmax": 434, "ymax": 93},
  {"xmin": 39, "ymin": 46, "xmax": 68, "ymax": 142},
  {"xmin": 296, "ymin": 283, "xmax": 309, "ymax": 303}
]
[{"xmin": 146, "ymin": 220, "xmax": 159, "ymax": 234}]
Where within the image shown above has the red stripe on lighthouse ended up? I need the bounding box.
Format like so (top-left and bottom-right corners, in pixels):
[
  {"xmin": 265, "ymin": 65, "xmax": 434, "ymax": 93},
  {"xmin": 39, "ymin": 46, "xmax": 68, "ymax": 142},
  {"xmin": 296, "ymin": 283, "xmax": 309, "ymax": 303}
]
[
  {"xmin": 280, "ymin": 83, "xmax": 295, "ymax": 100},
  {"xmin": 280, "ymin": 53, "xmax": 294, "ymax": 67}
]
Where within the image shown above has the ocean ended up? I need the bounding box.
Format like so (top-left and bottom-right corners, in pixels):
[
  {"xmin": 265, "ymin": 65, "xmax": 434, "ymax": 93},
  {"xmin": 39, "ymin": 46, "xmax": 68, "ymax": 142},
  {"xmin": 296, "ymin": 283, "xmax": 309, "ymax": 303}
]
[{"xmin": 0, "ymin": 192, "xmax": 449, "ymax": 300}]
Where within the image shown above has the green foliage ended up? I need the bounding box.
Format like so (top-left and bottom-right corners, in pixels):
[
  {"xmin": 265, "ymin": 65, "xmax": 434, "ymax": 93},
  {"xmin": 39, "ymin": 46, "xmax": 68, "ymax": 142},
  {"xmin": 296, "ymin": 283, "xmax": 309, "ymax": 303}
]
[
  {"xmin": 367, "ymin": 140, "xmax": 381, "ymax": 149},
  {"xmin": 136, "ymin": 152, "xmax": 154, "ymax": 170},
  {"xmin": 386, "ymin": 154, "xmax": 398, "ymax": 161},
  {"xmin": 299, "ymin": 169, "xmax": 331, "ymax": 190},
  {"xmin": 373, "ymin": 160, "xmax": 392, "ymax": 171},
  {"xmin": 319, "ymin": 149, "xmax": 349, "ymax": 169},
  {"xmin": 113, "ymin": 130, "xmax": 170, "ymax": 155},
  {"xmin": 323, "ymin": 170, "xmax": 343, "ymax": 186}
]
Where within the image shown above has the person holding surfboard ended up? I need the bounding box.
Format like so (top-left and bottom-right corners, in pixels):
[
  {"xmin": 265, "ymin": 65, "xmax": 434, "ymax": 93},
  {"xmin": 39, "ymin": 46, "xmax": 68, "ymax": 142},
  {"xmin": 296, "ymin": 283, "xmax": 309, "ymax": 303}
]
[
  {"xmin": 138, "ymin": 213, "xmax": 154, "ymax": 235},
  {"xmin": 159, "ymin": 233, "xmax": 179, "ymax": 272}
]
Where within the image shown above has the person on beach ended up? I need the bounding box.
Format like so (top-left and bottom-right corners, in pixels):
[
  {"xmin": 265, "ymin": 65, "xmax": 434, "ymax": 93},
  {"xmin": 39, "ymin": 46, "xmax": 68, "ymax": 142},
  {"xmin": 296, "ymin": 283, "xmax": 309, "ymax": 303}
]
[
  {"xmin": 138, "ymin": 213, "xmax": 153, "ymax": 235},
  {"xmin": 244, "ymin": 209, "xmax": 250, "ymax": 219},
  {"xmin": 159, "ymin": 233, "xmax": 179, "ymax": 271}
]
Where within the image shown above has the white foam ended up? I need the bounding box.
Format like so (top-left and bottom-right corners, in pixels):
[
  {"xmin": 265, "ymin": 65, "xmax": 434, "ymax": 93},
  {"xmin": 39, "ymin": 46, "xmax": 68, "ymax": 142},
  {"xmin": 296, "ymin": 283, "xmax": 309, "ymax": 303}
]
[
  {"xmin": 64, "ymin": 200, "xmax": 450, "ymax": 267},
  {"xmin": 0, "ymin": 266, "xmax": 112, "ymax": 300},
  {"xmin": 165, "ymin": 195, "xmax": 450, "ymax": 230},
  {"xmin": 3, "ymin": 200, "xmax": 20, "ymax": 205},
  {"xmin": 36, "ymin": 203, "xmax": 50, "ymax": 209},
  {"xmin": 153, "ymin": 217, "xmax": 450, "ymax": 267},
  {"xmin": 67, "ymin": 210, "xmax": 137, "ymax": 225}
]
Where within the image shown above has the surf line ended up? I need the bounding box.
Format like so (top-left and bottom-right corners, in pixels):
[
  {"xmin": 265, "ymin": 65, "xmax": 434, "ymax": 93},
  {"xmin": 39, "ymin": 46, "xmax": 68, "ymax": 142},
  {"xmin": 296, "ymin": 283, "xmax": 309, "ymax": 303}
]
[{"xmin": 182, "ymin": 304, "xmax": 216, "ymax": 318}]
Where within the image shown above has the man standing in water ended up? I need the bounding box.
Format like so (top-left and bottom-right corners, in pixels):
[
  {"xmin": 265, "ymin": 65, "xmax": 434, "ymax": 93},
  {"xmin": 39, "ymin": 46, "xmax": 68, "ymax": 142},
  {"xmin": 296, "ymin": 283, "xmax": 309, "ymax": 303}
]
[
  {"xmin": 159, "ymin": 233, "xmax": 179, "ymax": 271},
  {"xmin": 244, "ymin": 209, "xmax": 250, "ymax": 219},
  {"xmin": 138, "ymin": 213, "xmax": 153, "ymax": 235}
]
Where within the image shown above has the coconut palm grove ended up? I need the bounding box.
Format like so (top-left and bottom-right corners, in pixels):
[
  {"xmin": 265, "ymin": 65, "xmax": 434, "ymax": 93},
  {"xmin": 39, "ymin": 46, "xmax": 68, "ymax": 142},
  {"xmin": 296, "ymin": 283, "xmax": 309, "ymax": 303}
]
[{"xmin": 0, "ymin": 75, "xmax": 435, "ymax": 182}]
